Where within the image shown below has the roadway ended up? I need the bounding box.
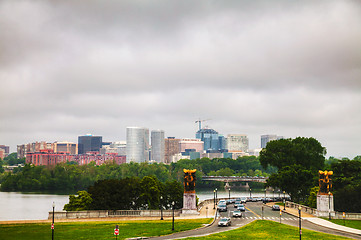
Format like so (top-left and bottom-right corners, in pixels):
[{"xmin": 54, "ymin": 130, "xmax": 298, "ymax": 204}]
[{"xmin": 150, "ymin": 201, "xmax": 361, "ymax": 239}]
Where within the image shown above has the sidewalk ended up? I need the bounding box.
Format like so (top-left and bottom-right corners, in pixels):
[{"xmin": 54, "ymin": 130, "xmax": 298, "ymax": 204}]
[
  {"xmin": 303, "ymin": 217, "xmax": 361, "ymax": 235},
  {"xmin": 267, "ymin": 203, "xmax": 361, "ymax": 236}
]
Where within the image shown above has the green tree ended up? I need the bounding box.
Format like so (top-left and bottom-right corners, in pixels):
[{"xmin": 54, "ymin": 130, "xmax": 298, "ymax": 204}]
[
  {"xmin": 216, "ymin": 167, "xmax": 234, "ymax": 176},
  {"xmin": 306, "ymin": 186, "xmax": 319, "ymax": 208},
  {"xmin": 139, "ymin": 176, "xmax": 161, "ymax": 209},
  {"xmin": 331, "ymin": 159, "xmax": 361, "ymax": 212},
  {"xmin": 260, "ymin": 137, "xmax": 326, "ymax": 202},
  {"xmin": 63, "ymin": 191, "xmax": 93, "ymax": 211}
]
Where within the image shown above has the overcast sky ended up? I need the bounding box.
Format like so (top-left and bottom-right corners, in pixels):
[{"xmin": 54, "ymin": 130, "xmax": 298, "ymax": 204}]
[{"xmin": 1, "ymin": 0, "xmax": 360, "ymax": 158}]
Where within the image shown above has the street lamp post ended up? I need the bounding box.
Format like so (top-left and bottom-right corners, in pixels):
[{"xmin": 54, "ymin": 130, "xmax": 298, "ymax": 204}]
[
  {"xmin": 215, "ymin": 188, "xmax": 218, "ymax": 205},
  {"xmin": 283, "ymin": 191, "xmax": 286, "ymax": 210},
  {"xmin": 160, "ymin": 196, "xmax": 163, "ymax": 220},
  {"xmin": 249, "ymin": 188, "xmax": 252, "ymax": 199},
  {"xmin": 213, "ymin": 189, "xmax": 216, "ymax": 209},
  {"xmin": 228, "ymin": 187, "xmax": 231, "ymax": 200},
  {"xmin": 172, "ymin": 201, "xmax": 175, "ymax": 231},
  {"xmin": 273, "ymin": 189, "xmax": 275, "ymax": 202},
  {"xmin": 328, "ymin": 192, "xmax": 331, "ymax": 220},
  {"xmin": 299, "ymin": 206, "xmax": 302, "ymax": 240},
  {"xmin": 52, "ymin": 202, "xmax": 55, "ymax": 240}
]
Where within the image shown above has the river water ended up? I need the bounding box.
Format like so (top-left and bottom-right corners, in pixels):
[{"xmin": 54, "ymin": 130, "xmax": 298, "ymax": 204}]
[{"xmin": 0, "ymin": 189, "xmax": 274, "ymax": 221}]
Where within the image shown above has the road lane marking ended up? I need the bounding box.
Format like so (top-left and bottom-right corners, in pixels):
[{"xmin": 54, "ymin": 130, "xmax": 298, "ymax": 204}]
[{"xmin": 245, "ymin": 206, "xmax": 261, "ymax": 218}]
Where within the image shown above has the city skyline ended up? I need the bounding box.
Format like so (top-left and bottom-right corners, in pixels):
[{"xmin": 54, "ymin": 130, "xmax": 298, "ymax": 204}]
[{"xmin": 0, "ymin": 1, "xmax": 360, "ymax": 158}]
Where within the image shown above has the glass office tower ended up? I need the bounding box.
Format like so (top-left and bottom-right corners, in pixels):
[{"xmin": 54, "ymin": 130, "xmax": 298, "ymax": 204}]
[{"xmin": 126, "ymin": 127, "xmax": 150, "ymax": 163}]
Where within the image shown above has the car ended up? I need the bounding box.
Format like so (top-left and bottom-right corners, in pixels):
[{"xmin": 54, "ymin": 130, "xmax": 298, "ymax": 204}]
[
  {"xmin": 240, "ymin": 197, "xmax": 247, "ymax": 203},
  {"xmin": 237, "ymin": 204, "xmax": 246, "ymax": 211},
  {"xmin": 217, "ymin": 204, "xmax": 227, "ymax": 212},
  {"xmin": 232, "ymin": 210, "xmax": 242, "ymax": 218},
  {"xmin": 272, "ymin": 205, "xmax": 281, "ymax": 211},
  {"xmin": 234, "ymin": 200, "xmax": 241, "ymax": 208},
  {"xmin": 256, "ymin": 197, "xmax": 263, "ymax": 202},
  {"xmin": 218, "ymin": 217, "xmax": 232, "ymax": 227},
  {"xmin": 218, "ymin": 200, "xmax": 227, "ymax": 205}
]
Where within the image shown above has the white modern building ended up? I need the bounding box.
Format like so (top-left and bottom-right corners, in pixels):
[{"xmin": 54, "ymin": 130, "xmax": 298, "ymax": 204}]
[
  {"xmin": 151, "ymin": 130, "xmax": 165, "ymax": 163},
  {"xmin": 226, "ymin": 134, "xmax": 249, "ymax": 152},
  {"xmin": 100, "ymin": 141, "xmax": 126, "ymax": 155},
  {"xmin": 126, "ymin": 127, "xmax": 150, "ymax": 163}
]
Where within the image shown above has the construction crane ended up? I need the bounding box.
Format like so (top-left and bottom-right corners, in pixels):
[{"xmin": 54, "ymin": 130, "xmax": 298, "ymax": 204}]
[{"xmin": 195, "ymin": 119, "xmax": 211, "ymax": 131}]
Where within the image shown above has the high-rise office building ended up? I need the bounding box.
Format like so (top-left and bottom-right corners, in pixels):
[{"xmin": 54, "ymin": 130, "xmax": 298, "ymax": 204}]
[
  {"xmin": 196, "ymin": 128, "xmax": 226, "ymax": 151},
  {"xmin": 78, "ymin": 134, "xmax": 102, "ymax": 154},
  {"xmin": 227, "ymin": 134, "xmax": 249, "ymax": 152},
  {"xmin": 126, "ymin": 127, "xmax": 150, "ymax": 163},
  {"xmin": 151, "ymin": 130, "xmax": 165, "ymax": 163},
  {"xmin": 261, "ymin": 135, "xmax": 283, "ymax": 148}
]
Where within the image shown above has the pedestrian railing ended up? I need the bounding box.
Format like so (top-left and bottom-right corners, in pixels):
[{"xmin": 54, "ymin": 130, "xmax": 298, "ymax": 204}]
[
  {"xmin": 286, "ymin": 201, "xmax": 361, "ymax": 219},
  {"xmin": 50, "ymin": 209, "xmax": 181, "ymax": 220}
]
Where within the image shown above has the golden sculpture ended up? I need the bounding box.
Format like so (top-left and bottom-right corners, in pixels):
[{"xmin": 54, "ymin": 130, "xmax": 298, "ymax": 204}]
[
  {"xmin": 318, "ymin": 170, "xmax": 333, "ymax": 194},
  {"xmin": 183, "ymin": 169, "xmax": 196, "ymax": 193}
]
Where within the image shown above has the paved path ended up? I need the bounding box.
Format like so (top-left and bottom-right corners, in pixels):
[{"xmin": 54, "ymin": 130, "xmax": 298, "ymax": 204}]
[{"xmin": 304, "ymin": 218, "xmax": 361, "ymax": 235}]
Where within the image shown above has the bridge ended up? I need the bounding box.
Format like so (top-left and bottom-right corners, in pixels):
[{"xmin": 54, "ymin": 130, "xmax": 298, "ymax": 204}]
[{"xmin": 202, "ymin": 176, "xmax": 268, "ymax": 183}]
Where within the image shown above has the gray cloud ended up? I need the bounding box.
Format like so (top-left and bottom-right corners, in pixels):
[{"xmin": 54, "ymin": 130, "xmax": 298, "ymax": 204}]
[{"xmin": 0, "ymin": 0, "xmax": 360, "ymax": 158}]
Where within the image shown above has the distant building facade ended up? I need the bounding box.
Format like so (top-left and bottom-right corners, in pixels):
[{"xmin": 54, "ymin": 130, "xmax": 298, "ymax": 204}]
[
  {"xmin": 73, "ymin": 152, "xmax": 126, "ymax": 165},
  {"xmin": 126, "ymin": 127, "xmax": 150, "ymax": 163},
  {"xmin": 164, "ymin": 137, "xmax": 181, "ymax": 164},
  {"xmin": 0, "ymin": 145, "xmax": 9, "ymax": 157},
  {"xmin": 179, "ymin": 139, "xmax": 204, "ymax": 153},
  {"xmin": 261, "ymin": 135, "xmax": 284, "ymax": 148},
  {"xmin": 196, "ymin": 128, "xmax": 226, "ymax": 151},
  {"xmin": 151, "ymin": 130, "xmax": 165, "ymax": 163},
  {"xmin": 0, "ymin": 149, "xmax": 5, "ymax": 159},
  {"xmin": 78, "ymin": 134, "xmax": 103, "ymax": 154},
  {"xmin": 17, "ymin": 141, "xmax": 52, "ymax": 159},
  {"xmin": 53, "ymin": 142, "xmax": 78, "ymax": 154},
  {"xmin": 100, "ymin": 141, "xmax": 127, "ymax": 155},
  {"xmin": 227, "ymin": 134, "xmax": 249, "ymax": 152},
  {"xmin": 26, "ymin": 149, "xmax": 73, "ymax": 166},
  {"xmin": 26, "ymin": 149, "xmax": 126, "ymax": 166}
]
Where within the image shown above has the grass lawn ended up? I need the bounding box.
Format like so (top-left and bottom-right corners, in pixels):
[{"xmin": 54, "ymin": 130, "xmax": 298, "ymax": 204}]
[
  {"xmin": 186, "ymin": 220, "xmax": 351, "ymax": 240},
  {"xmin": 329, "ymin": 219, "xmax": 361, "ymax": 230},
  {"xmin": 0, "ymin": 218, "xmax": 212, "ymax": 240}
]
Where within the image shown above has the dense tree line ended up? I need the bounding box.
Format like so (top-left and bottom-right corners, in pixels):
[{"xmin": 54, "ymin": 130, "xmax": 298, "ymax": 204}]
[
  {"xmin": 64, "ymin": 176, "xmax": 183, "ymax": 211},
  {"xmin": 331, "ymin": 159, "xmax": 361, "ymax": 213},
  {"xmin": 260, "ymin": 137, "xmax": 361, "ymax": 213},
  {"xmin": 0, "ymin": 153, "xmax": 25, "ymax": 174},
  {"xmin": 0, "ymin": 155, "xmax": 274, "ymax": 192}
]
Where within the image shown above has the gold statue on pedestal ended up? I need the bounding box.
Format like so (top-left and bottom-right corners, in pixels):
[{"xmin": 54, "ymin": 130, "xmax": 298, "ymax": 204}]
[
  {"xmin": 318, "ymin": 170, "xmax": 333, "ymax": 194},
  {"xmin": 183, "ymin": 169, "xmax": 196, "ymax": 193}
]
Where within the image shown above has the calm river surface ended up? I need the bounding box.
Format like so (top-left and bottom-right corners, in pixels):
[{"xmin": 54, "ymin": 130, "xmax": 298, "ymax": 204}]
[{"xmin": 0, "ymin": 189, "xmax": 271, "ymax": 221}]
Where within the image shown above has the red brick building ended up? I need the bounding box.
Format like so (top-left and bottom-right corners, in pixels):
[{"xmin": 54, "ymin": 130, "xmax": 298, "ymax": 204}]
[
  {"xmin": 73, "ymin": 152, "xmax": 126, "ymax": 165},
  {"xmin": 26, "ymin": 149, "xmax": 126, "ymax": 166},
  {"xmin": 26, "ymin": 149, "xmax": 74, "ymax": 166}
]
